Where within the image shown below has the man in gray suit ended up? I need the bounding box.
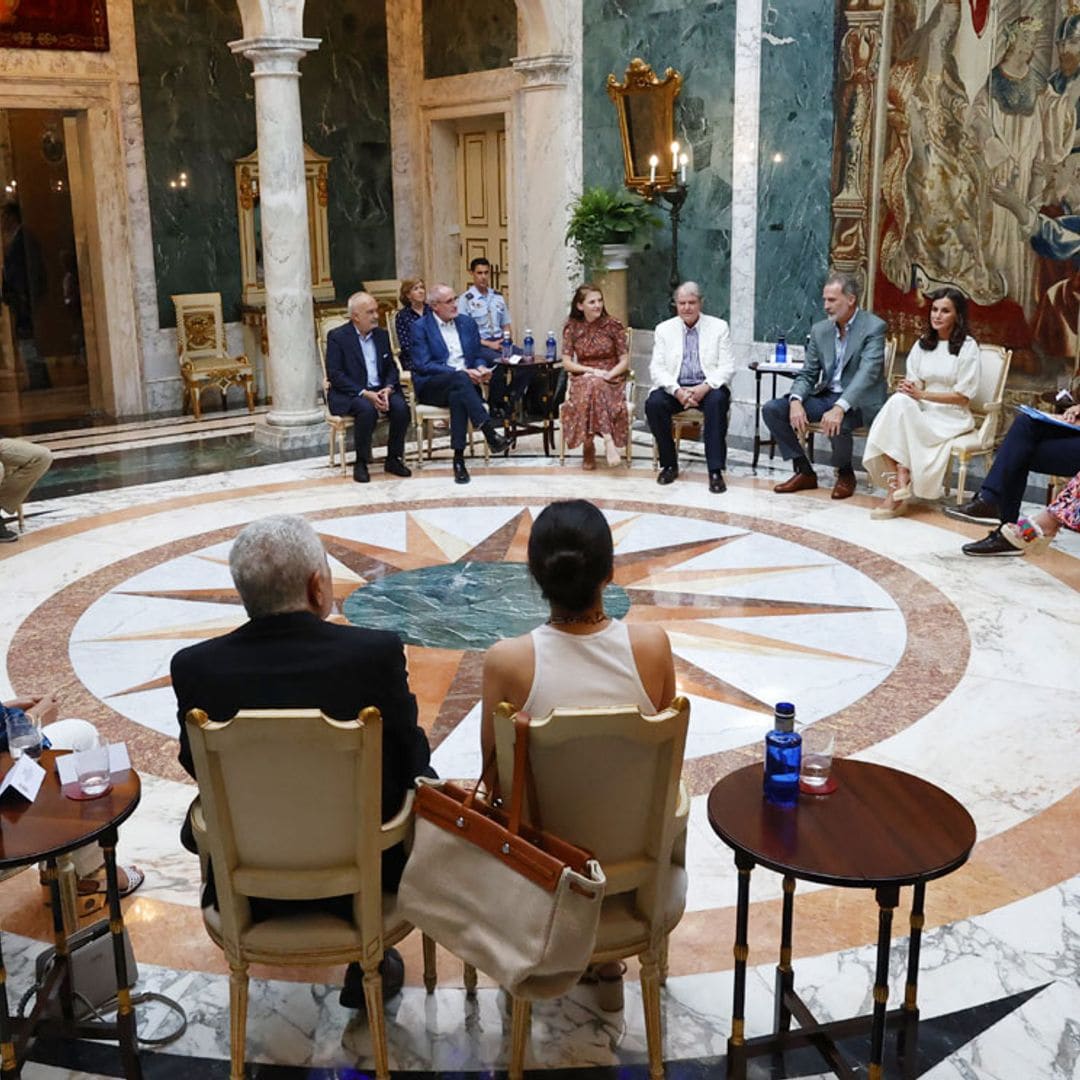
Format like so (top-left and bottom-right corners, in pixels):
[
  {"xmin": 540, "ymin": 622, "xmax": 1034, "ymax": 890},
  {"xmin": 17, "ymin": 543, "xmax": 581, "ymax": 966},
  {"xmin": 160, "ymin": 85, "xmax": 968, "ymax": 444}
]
[{"xmin": 762, "ymin": 271, "xmax": 888, "ymax": 499}]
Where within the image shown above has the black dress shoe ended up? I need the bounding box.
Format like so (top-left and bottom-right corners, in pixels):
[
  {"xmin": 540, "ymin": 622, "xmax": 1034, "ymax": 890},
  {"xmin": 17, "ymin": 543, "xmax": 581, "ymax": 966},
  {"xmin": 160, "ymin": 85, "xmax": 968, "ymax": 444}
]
[
  {"xmin": 657, "ymin": 466, "xmax": 679, "ymax": 485},
  {"xmin": 944, "ymin": 497, "xmax": 1000, "ymax": 526},
  {"xmin": 486, "ymin": 430, "xmax": 511, "ymax": 455},
  {"xmin": 453, "ymin": 458, "xmax": 470, "ymax": 484},
  {"xmin": 961, "ymin": 528, "xmax": 1024, "ymax": 557},
  {"xmin": 709, "ymin": 471, "xmax": 727, "ymax": 494},
  {"xmin": 352, "ymin": 462, "xmax": 370, "ymax": 484},
  {"xmin": 0, "ymin": 523, "xmax": 18, "ymax": 543},
  {"xmin": 384, "ymin": 457, "xmax": 412, "ymax": 478},
  {"xmin": 339, "ymin": 948, "xmax": 405, "ymax": 1009}
]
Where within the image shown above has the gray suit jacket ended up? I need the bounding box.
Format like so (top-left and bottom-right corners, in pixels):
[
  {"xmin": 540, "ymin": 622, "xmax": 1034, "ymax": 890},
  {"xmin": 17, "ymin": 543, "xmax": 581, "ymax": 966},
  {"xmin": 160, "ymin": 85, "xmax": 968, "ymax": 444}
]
[{"xmin": 791, "ymin": 309, "xmax": 888, "ymax": 426}]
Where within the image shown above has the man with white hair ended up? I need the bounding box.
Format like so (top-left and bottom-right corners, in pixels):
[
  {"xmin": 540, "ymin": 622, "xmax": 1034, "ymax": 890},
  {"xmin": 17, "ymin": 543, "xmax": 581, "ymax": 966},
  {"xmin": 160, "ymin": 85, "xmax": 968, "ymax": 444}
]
[
  {"xmin": 410, "ymin": 283, "xmax": 511, "ymax": 484},
  {"xmin": 645, "ymin": 281, "xmax": 735, "ymax": 493},
  {"xmin": 325, "ymin": 291, "xmax": 411, "ymax": 483},
  {"xmin": 171, "ymin": 514, "xmax": 431, "ymax": 1008}
]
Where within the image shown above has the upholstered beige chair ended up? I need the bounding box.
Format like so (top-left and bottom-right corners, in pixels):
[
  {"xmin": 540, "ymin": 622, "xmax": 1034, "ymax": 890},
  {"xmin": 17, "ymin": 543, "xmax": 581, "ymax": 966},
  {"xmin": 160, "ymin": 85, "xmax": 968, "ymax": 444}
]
[
  {"xmin": 315, "ymin": 311, "xmax": 351, "ymax": 476},
  {"xmin": 806, "ymin": 335, "xmax": 898, "ymax": 464},
  {"xmin": 559, "ymin": 328, "xmax": 636, "ymax": 467},
  {"xmin": 171, "ymin": 293, "xmax": 255, "ymax": 421},
  {"xmin": 185, "ymin": 706, "xmax": 433, "ymax": 1080},
  {"xmin": 942, "ymin": 344, "xmax": 1013, "ymax": 503},
  {"xmin": 490, "ymin": 697, "xmax": 690, "ymax": 1080}
]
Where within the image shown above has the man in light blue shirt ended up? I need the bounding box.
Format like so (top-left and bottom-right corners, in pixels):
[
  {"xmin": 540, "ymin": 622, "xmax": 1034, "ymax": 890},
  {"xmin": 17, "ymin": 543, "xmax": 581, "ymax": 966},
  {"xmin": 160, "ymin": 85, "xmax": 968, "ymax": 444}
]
[{"xmin": 458, "ymin": 257, "xmax": 511, "ymax": 360}]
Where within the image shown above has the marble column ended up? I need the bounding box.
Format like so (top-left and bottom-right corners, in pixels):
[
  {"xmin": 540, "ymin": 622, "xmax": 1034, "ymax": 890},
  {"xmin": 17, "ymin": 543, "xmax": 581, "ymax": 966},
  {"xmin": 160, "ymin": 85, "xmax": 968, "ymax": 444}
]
[
  {"xmin": 510, "ymin": 51, "xmax": 581, "ymax": 343},
  {"xmin": 229, "ymin": 34, "xmax": 326, "ymax": 448}
]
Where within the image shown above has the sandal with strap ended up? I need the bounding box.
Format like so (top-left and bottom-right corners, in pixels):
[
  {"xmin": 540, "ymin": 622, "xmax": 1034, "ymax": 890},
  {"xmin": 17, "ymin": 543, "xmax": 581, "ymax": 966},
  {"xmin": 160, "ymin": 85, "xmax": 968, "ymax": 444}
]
[{"xmin": 78, "ymin": 864, "xmax": 145, "ymax": 899}]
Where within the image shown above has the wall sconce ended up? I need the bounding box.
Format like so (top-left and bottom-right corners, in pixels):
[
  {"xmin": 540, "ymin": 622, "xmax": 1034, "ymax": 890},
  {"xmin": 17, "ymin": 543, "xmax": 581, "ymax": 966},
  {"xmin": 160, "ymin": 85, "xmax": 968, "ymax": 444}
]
[
  {"xmin": 51, "ymin": 178, "xmax": 65, "ymax": 194},
  {"xmin": 606, "ymin": 58, "xmax": 688, "ymax": 298},
  {"xmin": 168, "ymin": 171, "xmax": 190, "ymax": 191},
  {"xmin": 3, "ymin": 178, "xmax": 16, "ymax": 196}
]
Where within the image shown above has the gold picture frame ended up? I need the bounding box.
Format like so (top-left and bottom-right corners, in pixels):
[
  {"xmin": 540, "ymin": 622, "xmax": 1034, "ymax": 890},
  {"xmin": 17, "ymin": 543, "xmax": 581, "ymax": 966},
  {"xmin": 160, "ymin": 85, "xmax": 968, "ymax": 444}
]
[{"xmin": 606, "ymin": 58, "xmax": 682, "ymax": 196}]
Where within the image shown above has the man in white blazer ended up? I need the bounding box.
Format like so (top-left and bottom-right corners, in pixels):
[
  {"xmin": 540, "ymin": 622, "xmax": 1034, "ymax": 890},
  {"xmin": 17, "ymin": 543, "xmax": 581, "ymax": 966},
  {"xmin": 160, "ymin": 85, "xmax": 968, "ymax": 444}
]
[{"xmin": 645, "ymin": 281, "xmax": 736, "ymax": 493}]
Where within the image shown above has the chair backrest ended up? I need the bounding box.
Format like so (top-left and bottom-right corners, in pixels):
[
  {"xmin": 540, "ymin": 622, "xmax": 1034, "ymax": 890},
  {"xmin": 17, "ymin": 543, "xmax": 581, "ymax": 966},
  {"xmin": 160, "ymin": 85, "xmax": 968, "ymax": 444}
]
[
  {"xmin": 386, "ymin": 312, "xmax": 400, "ymax": 357},
  {"xmin": 172, "ymin": 292, "xmax": 228, "ymax": 361},
  {"xmin": 316, "ymin": 312, "xmax": 350, "ymax": 388},
  {"xmin": 493, "ymin": 698, "xmax": 689, "ymax": 906},
  {"xmin": 883, "ymin": 335, "xmax": 898, "ymax": 389},
  {"xmin": 971, "ymin": 344, "xmax": 1013, "ymax": 446},
  {"xmin": 185, "ymin": 707, "xmax": 387, "ymax": 946},
  {"xmin": 627, "ymin": 327, "xmax": 654, "ymax": 419}
]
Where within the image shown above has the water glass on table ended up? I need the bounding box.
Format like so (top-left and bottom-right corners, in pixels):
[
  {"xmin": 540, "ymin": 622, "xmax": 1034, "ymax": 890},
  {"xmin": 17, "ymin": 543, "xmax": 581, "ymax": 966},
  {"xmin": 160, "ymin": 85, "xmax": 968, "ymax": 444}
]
[
  {"xmin": 799, "ymin": 727, "xmax": 835, "ymax": 791},
  {"xmin": 8, "ymin": 712, "xmax": 43, "ymax": 760},
  {"xmin": 74, "ymin": 736, "xmax": 112, "ymax": 797}
]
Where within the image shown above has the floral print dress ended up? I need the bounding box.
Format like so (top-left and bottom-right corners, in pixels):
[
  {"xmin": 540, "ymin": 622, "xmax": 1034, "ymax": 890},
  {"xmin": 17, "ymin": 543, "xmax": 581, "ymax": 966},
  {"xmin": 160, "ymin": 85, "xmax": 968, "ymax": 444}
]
[{"xmin": 560, "ymin": 315, "xmax": 628, "ymax": 449}]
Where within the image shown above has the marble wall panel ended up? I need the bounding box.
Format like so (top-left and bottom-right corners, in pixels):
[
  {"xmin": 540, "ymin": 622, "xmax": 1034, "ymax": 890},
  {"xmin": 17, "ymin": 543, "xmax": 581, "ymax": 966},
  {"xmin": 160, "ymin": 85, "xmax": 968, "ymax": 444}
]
[
  {"xmin": 134, "ymin": 0, "xmax": 394, "ymax": 329},
  {"xmin": 582, "ymin": 0, "xmax": 736, "ymax": 330},
  {"xmin": 752, "ymin": 0, "xmax": 835, "ymax": 345},
  {"xmin": 421, "ymin": 0, "xmax": 517, "ymax": 80}
]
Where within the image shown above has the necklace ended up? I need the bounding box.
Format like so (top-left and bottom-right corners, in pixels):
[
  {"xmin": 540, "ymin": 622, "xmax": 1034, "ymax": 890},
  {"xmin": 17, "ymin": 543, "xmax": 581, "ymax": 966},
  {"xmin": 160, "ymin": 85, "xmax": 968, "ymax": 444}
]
[{"xmin": 547, "ymin": 611, "xmax": 608, "ymax": 626}]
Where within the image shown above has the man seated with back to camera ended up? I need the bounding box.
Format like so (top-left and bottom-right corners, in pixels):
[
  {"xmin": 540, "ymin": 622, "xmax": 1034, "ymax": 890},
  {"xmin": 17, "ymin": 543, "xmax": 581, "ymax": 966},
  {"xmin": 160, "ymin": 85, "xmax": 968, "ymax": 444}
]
[
  {"xmin": 409, "ymin": 283, "xmax": 512, "ymax": 484},
  {"xmin": 170, "ymin": 514, "xmax": 433, "ymax": 1009}
]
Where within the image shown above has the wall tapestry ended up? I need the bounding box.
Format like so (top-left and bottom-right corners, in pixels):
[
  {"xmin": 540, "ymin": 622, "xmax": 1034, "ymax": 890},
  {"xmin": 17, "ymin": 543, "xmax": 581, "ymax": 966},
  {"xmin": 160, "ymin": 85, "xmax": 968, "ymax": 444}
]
[
  {"xmin": 833, "ymin": 0, "xmax": 1080, "ymax": 387},
  {"xmin": 0, "ymin": 0, "xmax": 109, "ymax": 52}
]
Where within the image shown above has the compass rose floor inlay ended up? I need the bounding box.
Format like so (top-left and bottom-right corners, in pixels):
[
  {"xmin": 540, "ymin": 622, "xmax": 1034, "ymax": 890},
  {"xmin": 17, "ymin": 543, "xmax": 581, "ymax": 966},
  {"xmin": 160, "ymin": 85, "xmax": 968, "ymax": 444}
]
[{"xmin": 1, "ymin": 452, "xmax": 1078, "ymax": 1079}]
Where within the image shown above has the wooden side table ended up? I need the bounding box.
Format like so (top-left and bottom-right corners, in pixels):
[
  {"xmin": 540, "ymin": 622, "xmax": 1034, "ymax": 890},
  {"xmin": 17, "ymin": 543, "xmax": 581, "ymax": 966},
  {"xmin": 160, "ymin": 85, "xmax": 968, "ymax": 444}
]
[
  {"xmin": 708, "ymin": 760, "xmax": 975, "ymax": 1079},
  {"xmin": 0, "ymin": 750, "xmax": 142, "ymax": 1078}
]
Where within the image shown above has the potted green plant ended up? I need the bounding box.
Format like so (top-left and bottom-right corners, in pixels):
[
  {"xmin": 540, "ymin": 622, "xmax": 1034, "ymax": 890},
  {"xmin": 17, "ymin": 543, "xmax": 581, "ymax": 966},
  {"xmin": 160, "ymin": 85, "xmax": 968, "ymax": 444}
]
[{"xmin": 565, "ymin": 186, "xmax": 661, "ymax": 278}]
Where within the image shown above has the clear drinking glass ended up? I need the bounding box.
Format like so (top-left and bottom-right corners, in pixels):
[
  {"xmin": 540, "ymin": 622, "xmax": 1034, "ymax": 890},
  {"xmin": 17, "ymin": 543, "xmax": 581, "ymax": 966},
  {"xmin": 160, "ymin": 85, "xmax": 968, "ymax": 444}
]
[
  {"xmin": 75, "ymin": 737, "xmax": 111, "ymax": 796},
  {"xmin": 8, "ymin": 714, "xmax": 43, "ymax": 760},
  {"xmin": 799, "ymin": 727, "xmax": 835, "ymax": 790}
]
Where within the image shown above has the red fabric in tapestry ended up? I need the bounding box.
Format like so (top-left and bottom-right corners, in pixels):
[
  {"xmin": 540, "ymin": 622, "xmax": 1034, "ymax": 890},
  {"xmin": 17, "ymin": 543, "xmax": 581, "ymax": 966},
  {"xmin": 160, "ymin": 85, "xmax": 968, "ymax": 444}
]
[
  {"xmin": 0, "ymin": 0, "xmax": 109, "ymax": 52},
  {"xmin": 968, "ymin": 0, "xmax": 989, "ymax": 36}
]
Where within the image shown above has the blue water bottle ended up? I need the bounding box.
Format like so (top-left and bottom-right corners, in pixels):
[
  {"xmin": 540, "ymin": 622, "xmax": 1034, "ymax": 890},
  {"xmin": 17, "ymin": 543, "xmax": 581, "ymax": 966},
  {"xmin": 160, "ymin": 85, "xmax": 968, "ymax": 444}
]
[
  {"xmin": 763, "ymin": 702, "xmax": 801, "ymax": 808},
  {"xmin": 523, "ymin": 329, "xmax": 534, "ymax": 361},
  {"xmin": 545, "ymin": 330, "xmax": 557, "ymax": 362},
  {"xmin": 501, "ymin": 329, "xmax": 513, "ymax": 361},
  {"xmin": 775, "ymin": 334, "xmax": 787, "ymax": 365}
]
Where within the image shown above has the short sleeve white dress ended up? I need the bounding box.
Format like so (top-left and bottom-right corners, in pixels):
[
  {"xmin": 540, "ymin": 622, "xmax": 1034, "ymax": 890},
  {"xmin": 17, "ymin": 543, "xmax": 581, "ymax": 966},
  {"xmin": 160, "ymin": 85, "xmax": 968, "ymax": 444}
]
[{"xmin": 863, "ymin": 336, "xmax": 981, "ymax": 500}]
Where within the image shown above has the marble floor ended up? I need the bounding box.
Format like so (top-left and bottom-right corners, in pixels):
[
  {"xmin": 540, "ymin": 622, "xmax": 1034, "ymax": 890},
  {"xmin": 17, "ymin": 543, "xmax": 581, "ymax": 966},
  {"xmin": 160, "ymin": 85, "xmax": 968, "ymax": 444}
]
[{"xmin": 2, "ymin": 426, "xmax": 1078, "ymax": 1079}]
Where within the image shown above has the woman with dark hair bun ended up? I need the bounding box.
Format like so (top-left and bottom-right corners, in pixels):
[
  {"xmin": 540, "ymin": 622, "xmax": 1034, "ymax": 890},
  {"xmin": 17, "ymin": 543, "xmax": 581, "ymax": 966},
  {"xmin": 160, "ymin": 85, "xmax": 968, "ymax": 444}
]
[
  {"xmin": 863, "ymin": 286, "xmax": 981, "ymax": 517},
  {"xmin": 481, "ymin": 499, "xmax": 675, "ymax": 761}
]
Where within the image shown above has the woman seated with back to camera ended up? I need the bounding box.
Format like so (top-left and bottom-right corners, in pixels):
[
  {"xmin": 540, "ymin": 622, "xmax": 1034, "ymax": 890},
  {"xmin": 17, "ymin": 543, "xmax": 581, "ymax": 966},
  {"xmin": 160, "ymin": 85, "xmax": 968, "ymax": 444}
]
[
  {"xmin": 862, "ymin": 286, "xmax": 981, "ymax": 518},
  {"xmin": 481, "ymin": 498, "xmax": 675, "ymax": 1010}
]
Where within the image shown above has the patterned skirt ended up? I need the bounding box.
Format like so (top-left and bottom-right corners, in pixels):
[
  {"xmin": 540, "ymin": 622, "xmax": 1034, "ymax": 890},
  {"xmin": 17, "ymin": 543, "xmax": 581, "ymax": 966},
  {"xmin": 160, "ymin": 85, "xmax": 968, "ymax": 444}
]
[{"xmin": 561, "ymin": 373, "xmax": 629, "ymax": 449}]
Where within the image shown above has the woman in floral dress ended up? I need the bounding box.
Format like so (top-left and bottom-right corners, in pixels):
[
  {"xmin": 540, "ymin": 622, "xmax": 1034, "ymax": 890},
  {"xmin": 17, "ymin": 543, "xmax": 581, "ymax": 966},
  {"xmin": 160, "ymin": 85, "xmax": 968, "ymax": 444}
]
[{"xmin": 560, "ymin": 284, "xmax": 629, "ymax": 469}]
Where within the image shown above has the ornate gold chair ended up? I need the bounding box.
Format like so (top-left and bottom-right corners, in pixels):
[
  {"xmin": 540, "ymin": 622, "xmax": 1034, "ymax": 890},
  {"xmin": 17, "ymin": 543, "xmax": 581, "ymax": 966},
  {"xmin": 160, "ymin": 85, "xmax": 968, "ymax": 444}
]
[
  {"xmin": 490, "ymin": 698, "xmax": 690, "ymax": 1080},
  {"xmin": 942, "ymin": 344, "xmax": 1013, "ymax": 503},
  {"xmin": 171, "ymin": 293, "xmax": 255, "ymax": 421},
  {"xmin": 186, "ymin": 706, "xmax": 434, "ymax": 1080},
  {"xmin": 315, "ymin": 311, "xmax": 351, "ymax": 476},
  {"xmin": 559, "ymin": 328, "xmax": 636, "ymax": 467}
]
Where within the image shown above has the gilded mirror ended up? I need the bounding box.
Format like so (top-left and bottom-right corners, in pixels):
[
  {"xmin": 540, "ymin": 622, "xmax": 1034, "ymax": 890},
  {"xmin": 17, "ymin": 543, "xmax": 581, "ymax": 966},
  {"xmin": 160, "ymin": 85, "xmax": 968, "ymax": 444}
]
[{"xmin": 606, "ymin": 59, "xmax": 682, "ymax": 195}]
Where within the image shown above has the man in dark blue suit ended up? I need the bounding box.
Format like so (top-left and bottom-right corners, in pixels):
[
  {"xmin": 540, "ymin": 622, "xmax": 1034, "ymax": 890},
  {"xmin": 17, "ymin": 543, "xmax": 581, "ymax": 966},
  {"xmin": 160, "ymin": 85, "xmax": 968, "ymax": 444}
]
[
  {"xmin": 326, "ymin": 292, "xmax": 412, "ymax": 483},
  {"xmin": 410, "ymin": 283, "xmax": 511, "ymax": 484}
]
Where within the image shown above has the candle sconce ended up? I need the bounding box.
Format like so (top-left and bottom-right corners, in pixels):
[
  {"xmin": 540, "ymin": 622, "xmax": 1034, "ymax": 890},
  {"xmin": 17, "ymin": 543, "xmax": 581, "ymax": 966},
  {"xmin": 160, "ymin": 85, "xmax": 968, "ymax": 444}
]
[{"xmin": 606, "ymin": 58, "xmax": 688, "ymax": 298}]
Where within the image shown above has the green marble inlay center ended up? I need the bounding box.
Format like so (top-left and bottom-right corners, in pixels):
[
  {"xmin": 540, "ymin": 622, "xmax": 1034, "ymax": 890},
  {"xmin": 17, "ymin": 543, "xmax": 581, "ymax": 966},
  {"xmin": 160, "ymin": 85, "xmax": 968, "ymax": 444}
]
[{"xmin": 342, "ymin": 562, "xmax": 631, "ymax": 650}]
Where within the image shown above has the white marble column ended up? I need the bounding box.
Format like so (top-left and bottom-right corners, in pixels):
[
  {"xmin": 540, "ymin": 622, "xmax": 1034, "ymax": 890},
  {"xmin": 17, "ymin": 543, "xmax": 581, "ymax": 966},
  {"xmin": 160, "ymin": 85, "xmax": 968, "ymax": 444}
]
[
  {"xmin": 510, "ymin": 51, "xmax": 581, "ymax": 342},
  {"xmin": 229, "ymin": 34, "xmax": 326, "ymax": 447}
]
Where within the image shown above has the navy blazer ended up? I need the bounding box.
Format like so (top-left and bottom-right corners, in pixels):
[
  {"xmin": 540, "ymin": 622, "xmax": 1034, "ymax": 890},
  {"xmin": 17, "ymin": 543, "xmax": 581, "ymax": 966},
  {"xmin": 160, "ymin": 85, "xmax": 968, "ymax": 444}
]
[
  {"xmin": 409, "ymin": 311, "xmax": 486, "ymax": 397},
  {"xmin": 325, "ymin": 323, "xmax": 400, "ymax": 416}
]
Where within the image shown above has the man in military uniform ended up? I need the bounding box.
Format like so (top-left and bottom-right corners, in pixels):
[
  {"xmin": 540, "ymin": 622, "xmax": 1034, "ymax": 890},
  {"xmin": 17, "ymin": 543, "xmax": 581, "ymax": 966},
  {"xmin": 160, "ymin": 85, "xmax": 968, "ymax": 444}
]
[{"xmin": 458, "ymin": 257, "xmax": 511, "ymax": 361}]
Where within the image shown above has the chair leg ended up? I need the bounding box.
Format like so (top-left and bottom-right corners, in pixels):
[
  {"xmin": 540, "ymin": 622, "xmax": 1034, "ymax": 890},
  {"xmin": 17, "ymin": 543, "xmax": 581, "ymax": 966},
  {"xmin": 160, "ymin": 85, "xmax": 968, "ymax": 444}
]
[
  {"xmin": 509, "ymin": 995, "xmax": 531, "ymax": 1080},
  {"xmin": 328, "ymin": 430, "xmax": 336, "ymax": 470},
  {"xmin": 339, "ymin": 430, "xmax": 347, "ymax": 478},
  {"xmin": 559, "ymin": 413, "xmax": 566, "ymax": 465},
  {"xmin": 16, "ymin": 506, "xmax": 24, "ymax": 533},
  {"xmin": 956, "ymin": 458, "xmax": 968, "ymax": 505},
  {"xmin": 244, "ymin": 377, "xmax": 255, "ymax": 413},
  {"xmin": 363, "ymin": 960, "xmax": 390, "ymax": 1080},
  {"xmin": 192, "ymin": 386, "xmax": 203, "ymax": 421},
  {"xmin": 658, "ymin": 932, "xmax": 670, "ymax": 986},
  {"xmin": 228, "ymin": 958, "xmax": 250, "ymax": 1080},
  {"xmin": 640, "ymin": 948, "xmax": 665, "ymax": 1080},
  {"xmin": 422, "ymin": 933, "xmax": 437, "ymax": 994},
  {"xmin": 464, "ymin": 961, "xmax": 478, "ymax": 996}
]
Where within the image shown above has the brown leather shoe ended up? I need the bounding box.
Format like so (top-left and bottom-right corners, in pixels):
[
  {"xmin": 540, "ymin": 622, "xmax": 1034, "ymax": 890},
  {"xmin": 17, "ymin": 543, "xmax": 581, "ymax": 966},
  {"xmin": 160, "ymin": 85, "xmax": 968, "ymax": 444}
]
[
  {"xmin": 831, "ymin": 471, "xmax": 857, "ymax": 500},
  {"xmin": 773, "ymin": 471, "xmax": 818, "ymax": 494}
]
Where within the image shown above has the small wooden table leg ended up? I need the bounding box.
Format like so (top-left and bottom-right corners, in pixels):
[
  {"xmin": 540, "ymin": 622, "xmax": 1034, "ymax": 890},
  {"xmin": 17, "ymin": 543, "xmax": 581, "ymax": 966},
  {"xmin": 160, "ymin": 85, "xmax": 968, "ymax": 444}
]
[
  {"xmin": 773, "ymin": 875, "xmax": 796, "ymax": 1033},
  {"xmin": 727, "ymin": 852, "xmax": 754, "ymax": 1079},
  {"xmin": 100, "ymin": 830, "xmax": 143, "ymax": 1079},
  {"xmin": 899, "ymin": 882, "xmax": 926, "ymax": 1078},
  {"xmin": 869, "ymin": 885, "xmax": 899, "ymax": 1080}
]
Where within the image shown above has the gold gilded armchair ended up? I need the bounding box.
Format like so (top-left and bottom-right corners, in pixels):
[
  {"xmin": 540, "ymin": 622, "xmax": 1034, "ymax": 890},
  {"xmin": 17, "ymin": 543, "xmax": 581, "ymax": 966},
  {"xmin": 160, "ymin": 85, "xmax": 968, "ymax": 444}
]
[{"xmin": 172, "ymin": 292, "xmax": 255, "ymax": 421}]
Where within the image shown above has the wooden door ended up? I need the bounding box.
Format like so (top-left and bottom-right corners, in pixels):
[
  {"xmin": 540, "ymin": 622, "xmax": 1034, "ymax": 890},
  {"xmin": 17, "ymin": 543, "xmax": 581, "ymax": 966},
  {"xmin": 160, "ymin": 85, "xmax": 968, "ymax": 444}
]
[{"xmin": 457, "ymin": 120, "xmax": 509, "ymax": 302}]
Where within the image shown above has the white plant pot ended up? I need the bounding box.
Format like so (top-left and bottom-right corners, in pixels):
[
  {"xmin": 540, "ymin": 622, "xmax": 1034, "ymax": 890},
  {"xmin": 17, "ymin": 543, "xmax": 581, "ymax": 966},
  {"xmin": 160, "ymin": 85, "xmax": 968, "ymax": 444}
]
[{"xmin": 600, "ymin": 243, "xmax": 635, "ymax": 271}]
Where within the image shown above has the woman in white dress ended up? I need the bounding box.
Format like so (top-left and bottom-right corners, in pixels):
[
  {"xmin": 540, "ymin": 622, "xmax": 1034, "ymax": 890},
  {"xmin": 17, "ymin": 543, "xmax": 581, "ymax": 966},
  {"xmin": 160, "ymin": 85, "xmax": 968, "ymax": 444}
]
[{"xmin": 863, "ymin": 287, "xmax": 980, "ymax": 518}]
